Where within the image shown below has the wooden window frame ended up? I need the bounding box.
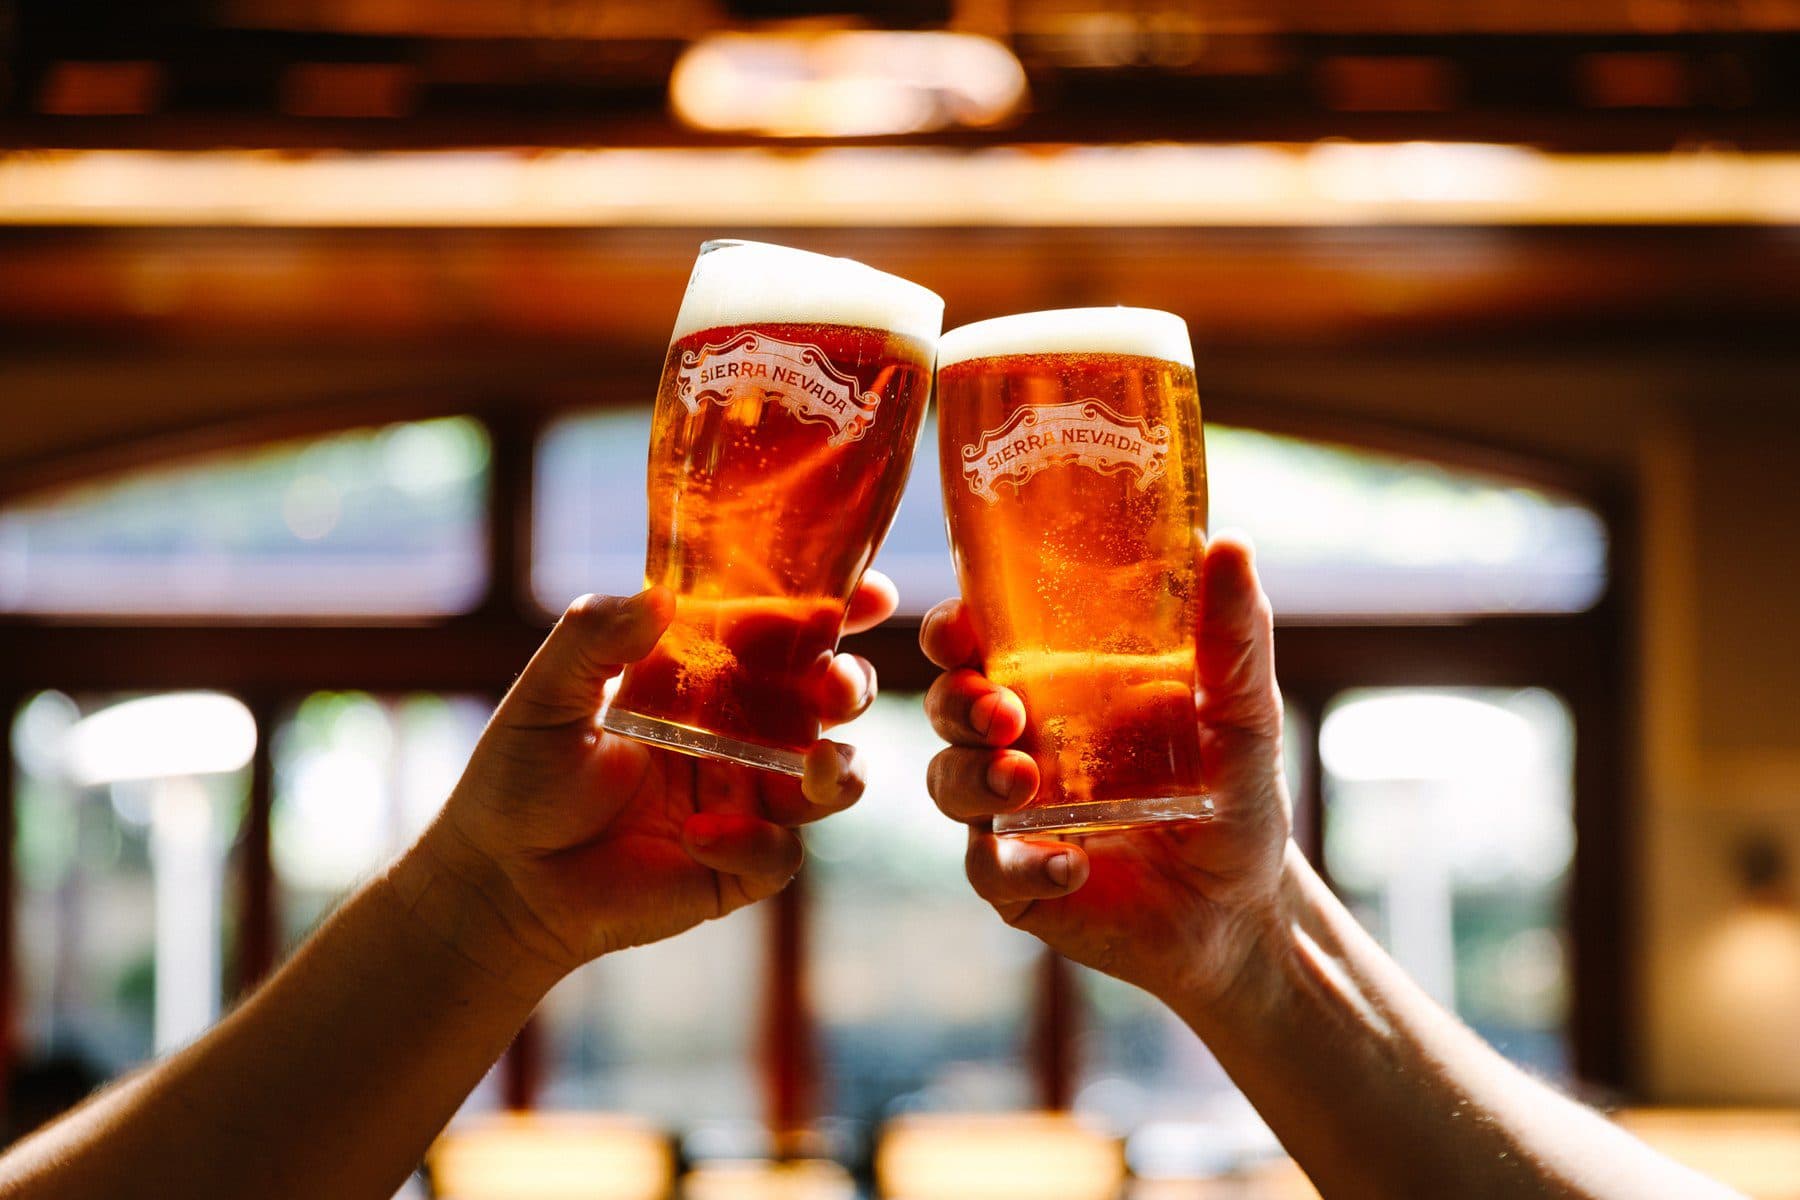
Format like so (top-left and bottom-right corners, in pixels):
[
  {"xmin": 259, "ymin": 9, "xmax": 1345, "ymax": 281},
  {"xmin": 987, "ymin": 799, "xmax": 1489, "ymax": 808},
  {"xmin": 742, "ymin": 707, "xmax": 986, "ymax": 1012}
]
[{"xmin": 0, "ymin": 397, "xmax": 1638, "ymax": 1135}]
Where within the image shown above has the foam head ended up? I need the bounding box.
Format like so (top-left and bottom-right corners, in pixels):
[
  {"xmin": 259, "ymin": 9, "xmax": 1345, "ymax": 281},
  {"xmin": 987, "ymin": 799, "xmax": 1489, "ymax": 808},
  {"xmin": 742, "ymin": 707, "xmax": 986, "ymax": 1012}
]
[
  {"xmin": 671, "ymin": 240, "xmax": 944, "ymax": 347},
  {"xmin": 937, "ymin": 307, "xmax": 1194, "ymax": 370}
]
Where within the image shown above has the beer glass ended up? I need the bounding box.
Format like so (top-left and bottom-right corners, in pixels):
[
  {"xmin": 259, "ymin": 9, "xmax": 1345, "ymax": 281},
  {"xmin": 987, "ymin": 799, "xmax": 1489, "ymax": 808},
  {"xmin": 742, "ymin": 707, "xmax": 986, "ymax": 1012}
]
[
  {"xmin": 936, "ymin": 308, "xmax": 1210, "ymax": 835},
  {"xmin": 603, "ymin": 240, "xmax": 943, "ymax": 775}
]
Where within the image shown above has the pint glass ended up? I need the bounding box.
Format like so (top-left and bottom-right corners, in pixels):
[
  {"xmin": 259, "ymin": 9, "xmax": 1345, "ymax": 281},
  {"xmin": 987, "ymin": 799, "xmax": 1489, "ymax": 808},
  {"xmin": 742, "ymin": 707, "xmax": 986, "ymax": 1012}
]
[
  {"xmin": 603, "ymin": 240, "xmax": 943, "ymax": 775},
  {"xmin": 936, "ymin": 308, "xmax": 1210, "ymax": 835}
]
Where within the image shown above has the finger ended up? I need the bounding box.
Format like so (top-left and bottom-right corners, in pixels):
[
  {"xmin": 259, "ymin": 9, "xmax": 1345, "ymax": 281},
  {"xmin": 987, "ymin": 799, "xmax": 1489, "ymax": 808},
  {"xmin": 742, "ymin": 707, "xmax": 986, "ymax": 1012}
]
[
  {"xmin": 965, "ymin": 828, "xmax": 1088, "ymax": 910},
  {"xmin": 843, "ymin": 570, "xmax": 899, "ymax": 635},
  {"xmin": 925, "ymin": 668, "xmax": 1027, "ymax": 747},
  {"xmin": 781, "ymin": 739, "xmax": 868, "ymax": 822},
  {"xmin": 919, "ymin": 599, "xmax": 980, "ymax": 670},
  {"xmin": 681, "ymin": 813, "xmax": 805, "ymax": 907},
  {"xmin": 927, "ymin": 747, "xmax": 1038, "ymax": 822},
  {"xmin": 501, "ymin": 588, "xmax": 675, "ymax": 728},
  {"xmin": 1197, "ymin": 533, "xmax": 1282, "ymax": 740},
  {"xmin": 814, "ymin": 652, "xmax": 877, "ymax": 729},
  {"xmin": 758, "ymin": 739, "xmax": 867, "ymax": 826}
]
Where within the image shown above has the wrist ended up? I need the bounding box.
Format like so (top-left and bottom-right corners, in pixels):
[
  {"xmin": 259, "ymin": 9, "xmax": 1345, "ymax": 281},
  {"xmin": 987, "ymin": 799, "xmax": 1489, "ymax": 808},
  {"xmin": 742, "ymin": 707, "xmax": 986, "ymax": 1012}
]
[
  {"xmin": 1167, "ymin": 841, "xmax": 1313, "ymax": 1036},
  {"xmin": 385, "ymin": 823, "xmax": 570, "ymax": 1004}
]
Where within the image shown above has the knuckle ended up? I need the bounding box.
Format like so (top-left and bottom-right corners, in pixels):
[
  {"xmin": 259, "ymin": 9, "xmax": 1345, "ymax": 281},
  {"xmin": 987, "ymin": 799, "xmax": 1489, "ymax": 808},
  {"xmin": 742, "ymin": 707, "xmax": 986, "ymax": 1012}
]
[
  {"xmin": 564, "ymin": 592, "xmax": 622, "ymax": 625},
  {"xmin": 998, "ymin": 901, "xmax": 1036, "ymax": 929},
  {"xmin": 927, "ymin": 750, "xmax": 961, "ymax": 804}
]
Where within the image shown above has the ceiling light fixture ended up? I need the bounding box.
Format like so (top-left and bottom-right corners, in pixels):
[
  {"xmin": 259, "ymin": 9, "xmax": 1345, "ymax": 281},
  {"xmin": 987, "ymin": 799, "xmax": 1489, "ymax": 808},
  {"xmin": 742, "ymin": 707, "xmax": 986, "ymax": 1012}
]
[{"xmin": 670, "ymin": 30, "xmax": 1027, "ymax": 137}]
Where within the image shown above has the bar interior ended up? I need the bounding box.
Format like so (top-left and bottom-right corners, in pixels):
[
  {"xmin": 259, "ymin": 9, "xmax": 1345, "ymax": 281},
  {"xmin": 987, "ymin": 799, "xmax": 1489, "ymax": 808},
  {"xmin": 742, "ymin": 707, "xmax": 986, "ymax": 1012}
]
[{"xmin": 2, "ymin": 2, "xmax": 1800, "ymax": 1197}]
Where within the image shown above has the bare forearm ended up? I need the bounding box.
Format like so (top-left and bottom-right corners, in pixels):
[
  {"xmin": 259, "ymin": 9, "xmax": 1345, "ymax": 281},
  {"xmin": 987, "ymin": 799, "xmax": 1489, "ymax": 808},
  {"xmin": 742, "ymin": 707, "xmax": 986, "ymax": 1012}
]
[
  {"xmin": 1177, "ymin": 845, "xmax": 1738, "ymax": 1200},
  {"xmin": 0, "ymin": 843, "xmax": 556, "ymax": 1200}
]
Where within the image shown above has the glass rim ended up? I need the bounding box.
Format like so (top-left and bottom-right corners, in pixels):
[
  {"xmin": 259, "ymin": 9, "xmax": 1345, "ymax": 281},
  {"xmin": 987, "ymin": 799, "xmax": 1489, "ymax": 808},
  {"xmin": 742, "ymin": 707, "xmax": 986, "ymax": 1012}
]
[
  {"xmin": 937, "ymin": 306, "xmax": 1194, "ymax": 371},
  {"xmin": 672, "ymin": 239, "xmax": 944, "ymax": 345}
]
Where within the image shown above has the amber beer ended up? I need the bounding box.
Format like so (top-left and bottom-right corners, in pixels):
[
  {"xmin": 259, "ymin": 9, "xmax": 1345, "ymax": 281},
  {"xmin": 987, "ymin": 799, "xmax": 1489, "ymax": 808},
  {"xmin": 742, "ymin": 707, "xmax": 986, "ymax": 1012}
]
[
  {"xmin": 937, "ymin": 308, "xmax": 1209, "ymax": 835},
  {"xmin": 603, "ymin": 241, "xmax": 942, "ymax": 774}
]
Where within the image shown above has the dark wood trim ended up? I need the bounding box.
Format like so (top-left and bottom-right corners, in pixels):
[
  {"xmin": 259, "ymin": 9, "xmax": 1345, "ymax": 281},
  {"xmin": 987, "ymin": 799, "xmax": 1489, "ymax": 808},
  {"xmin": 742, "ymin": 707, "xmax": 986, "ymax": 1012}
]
[
  {"xmin": 232, "ymin": 694, "xmax": 280, "ymax": 999},
  {"xmin": 0, "ymin": 696, "xmax": 16, "ymax": 1132},
  {"xmin": 762, "ymin": 873, "xmax": 816, "ymax": 1152},
  {"xmin": 499, "ymin": 1017, "xmax": 542, "ymax": 1112},
  {"xmin": 0, "ymin": 613, "xmax": 1605, "ymax": 694},
  {"xmin": 1029, "ymin": 950, "xmax": 1080, "ymax": 1112},
  {"xmin": 1284, "ymin": 689, "xmax": 1328, "ymax": 875},
  {"xmin": 1566, "ymin": 487, "xmax": 1640, "ymax": 1094},
  {"xmin": 479, "ymin": 404, "xmax": 546, "ymax": 624}
]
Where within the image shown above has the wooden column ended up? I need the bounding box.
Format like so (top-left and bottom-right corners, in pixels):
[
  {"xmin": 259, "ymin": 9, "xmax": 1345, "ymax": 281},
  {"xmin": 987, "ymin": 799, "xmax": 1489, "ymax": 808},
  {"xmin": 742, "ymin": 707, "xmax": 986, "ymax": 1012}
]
[
  {"xmin": 233, "ymin": 695, "xmax": 280, "ymax": 998},
  {"xmin": 762, "ymin": 872, "xmax": 817, "ymax": 1154},
  {"xmin": 0, "ymin": 695, "xmax": 17, "ymax": 1130},
  {"xmin": 1029, "ymin": 949, "xmax": 1080, "ymax": 1111}
]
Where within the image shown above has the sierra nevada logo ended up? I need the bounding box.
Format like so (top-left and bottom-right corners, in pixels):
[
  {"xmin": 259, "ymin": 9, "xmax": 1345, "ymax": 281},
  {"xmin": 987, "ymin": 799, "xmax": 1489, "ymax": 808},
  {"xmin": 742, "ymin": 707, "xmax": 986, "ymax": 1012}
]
[
  {"xmin": 676, "ymin": 331, "xmax": 881, "ymax": 447},
  {"xmin": 961, "ymin": 398, "xmax": 1172, "ymax": 503}
]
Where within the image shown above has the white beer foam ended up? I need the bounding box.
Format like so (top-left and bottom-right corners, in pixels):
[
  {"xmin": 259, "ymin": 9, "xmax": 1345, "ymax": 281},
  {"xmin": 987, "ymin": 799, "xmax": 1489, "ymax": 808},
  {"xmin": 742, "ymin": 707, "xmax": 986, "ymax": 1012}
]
[
  {"xmin": 671, "ymin": 240, "xmax": 944, "ymax": 347},
  {"xmin": 937, "ymin": 307, "xmax": 1194, "ymax": 369}
]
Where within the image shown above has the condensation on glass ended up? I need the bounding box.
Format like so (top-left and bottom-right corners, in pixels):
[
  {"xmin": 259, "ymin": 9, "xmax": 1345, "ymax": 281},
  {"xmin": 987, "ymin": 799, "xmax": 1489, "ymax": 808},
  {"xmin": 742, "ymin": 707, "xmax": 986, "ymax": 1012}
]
[
  {"xmin": 0, "ymin": 418, "xmax": 491, "ymax": 617},
  {"xmin": 534, "ymin": 408, "xmax": 958, "ymax": 619}
]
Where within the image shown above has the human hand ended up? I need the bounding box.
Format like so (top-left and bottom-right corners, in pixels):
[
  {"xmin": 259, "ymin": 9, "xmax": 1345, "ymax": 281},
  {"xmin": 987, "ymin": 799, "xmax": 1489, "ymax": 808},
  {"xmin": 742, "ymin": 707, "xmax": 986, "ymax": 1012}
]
[
  {"xmin": 395, "ymin": 574, "xmax": 896, "ymax": 992},
  {"xmin": 921, "ymin": 536, "xmax": 1292, "ymax": 1012}
]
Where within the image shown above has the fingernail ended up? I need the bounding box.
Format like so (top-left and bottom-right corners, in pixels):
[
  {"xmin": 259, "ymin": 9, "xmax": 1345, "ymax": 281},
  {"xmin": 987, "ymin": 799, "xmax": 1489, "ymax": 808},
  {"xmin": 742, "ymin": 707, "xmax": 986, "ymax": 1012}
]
[
  {"xmin": 986, "ymin": 758, "xmax": 1014, "ymax": 799},
  {"xmin": 835, "ymin": 742, "xmax": 856, "ymax": 773},
  {"xmin": 1046, "ymin": 854, "xmax": 1072, "ymax": 888},
  {"xmin": 969, "ymin": 691, "xmax": 1000, "ymax": 736},
  {"xmin": 689, "ymin": 824, "xmax": 716, "ymax": 848}
]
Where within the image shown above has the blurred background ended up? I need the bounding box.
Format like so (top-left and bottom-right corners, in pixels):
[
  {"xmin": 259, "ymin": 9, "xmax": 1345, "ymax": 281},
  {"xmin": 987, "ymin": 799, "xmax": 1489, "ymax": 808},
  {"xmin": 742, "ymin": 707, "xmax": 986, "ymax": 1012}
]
[{"xmin": 2, "ymin": 1, "xmax": 1799, "ymax": 1197}]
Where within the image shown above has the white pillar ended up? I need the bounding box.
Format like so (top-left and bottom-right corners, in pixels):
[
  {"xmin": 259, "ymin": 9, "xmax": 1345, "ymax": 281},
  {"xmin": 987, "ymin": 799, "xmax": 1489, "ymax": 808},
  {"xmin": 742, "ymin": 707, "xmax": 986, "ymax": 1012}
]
[
  {"xmin": 149, "ymin": 776, "xmax": 220, "ymax": 1054},
  {"xmin": 1383, "ymin": 781, "xmax": 1457, "ymax": 1010}
]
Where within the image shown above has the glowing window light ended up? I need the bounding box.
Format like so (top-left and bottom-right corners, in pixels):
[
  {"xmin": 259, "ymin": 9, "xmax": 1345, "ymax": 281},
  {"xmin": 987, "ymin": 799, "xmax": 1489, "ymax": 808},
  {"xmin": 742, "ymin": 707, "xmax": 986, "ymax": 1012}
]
[
  {"xmin": 875, "ymin": 1113, "xmax": 1124, "ymax": 1200},
  {"xmin": 429, "ymin": 1113, "xmax": 674, "ymax": 1200},
  {"xmin": 1615, "ymin": 1109, "xmax": 1800, "ymax": 1200},
  {"xmin": 64, "ymin": 692, "xmax": 256, "ymax": 1054},
  {"xmin": 64, "ymin": 691, "xmax": 257, "ymax": 786},
  {"xmin": 1320, "ymin": 692, "xmax": 1533, "ymax": 783},
  {"xmin": 671, "ymin": 31, "xmax": 1027, "ymax": 137},
  {"xmin": 684, "ymin": 1159, "xmax": 855, "ymax": 1200}
]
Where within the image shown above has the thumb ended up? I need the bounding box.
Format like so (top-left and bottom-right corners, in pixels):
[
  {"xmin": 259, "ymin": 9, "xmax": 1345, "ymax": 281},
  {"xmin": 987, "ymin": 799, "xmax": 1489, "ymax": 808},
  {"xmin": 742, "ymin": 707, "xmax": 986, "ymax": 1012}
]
[{"xmin": 498, "ymin": 588, "xmax": 675, "ymax": 728}]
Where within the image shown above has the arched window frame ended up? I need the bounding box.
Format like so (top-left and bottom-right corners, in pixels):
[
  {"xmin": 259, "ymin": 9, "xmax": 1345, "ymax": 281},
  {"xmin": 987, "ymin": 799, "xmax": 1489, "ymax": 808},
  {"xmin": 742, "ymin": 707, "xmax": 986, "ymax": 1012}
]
[{"xmin": 0, "ymin": 387, "xmax": 1638, "ymax": 1126}]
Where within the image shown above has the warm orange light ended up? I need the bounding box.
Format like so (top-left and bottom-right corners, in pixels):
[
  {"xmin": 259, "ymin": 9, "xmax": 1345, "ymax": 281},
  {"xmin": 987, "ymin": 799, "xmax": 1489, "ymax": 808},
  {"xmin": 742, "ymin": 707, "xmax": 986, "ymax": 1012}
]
[
  {"xmin": 1616, "ymin": 1109, "xmax": 1800, "ymax": 1200},
  {"xmin": 4, "ymin": 145, "xmax": 1800, "ymax": 227},
  {"xmin": 875, "ymin": 1112, "xmax": 1124, "ymax": 1200},
  {"xmin": 428, "ymin": 1113, "xmax": 673, "ymax": 1200},
  {"xmin": 670, "ymin": 31, "xmax": 1027, "ymax": 137},
  {"xmin": 684, "ymin": 1158, "xmax": 856, "ymax": 1200}
]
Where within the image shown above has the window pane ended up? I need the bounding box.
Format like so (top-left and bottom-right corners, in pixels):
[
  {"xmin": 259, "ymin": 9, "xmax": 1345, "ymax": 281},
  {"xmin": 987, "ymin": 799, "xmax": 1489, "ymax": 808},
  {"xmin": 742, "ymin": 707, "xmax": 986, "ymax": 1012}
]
[
  {"xmin": 534, "ymin": 411, "xmax": 1605, "ymax": 619},
  {"xmin": 1321, "ymin": 687, "xmax": 1574, "ymax": 1076},
  {"xmin": 271, "ymin": 692, "xmax": 489, "ymax": 950},
  {"xmin": 533, "ymin": 408, "xmax": 652, "ymax": 612},
  {"xmin": 812, "ymin": 694, "xmax": 1037, "ymax": 1123},
  {"xmin": 1209, "ymin": 428, "xmax": 1607, "ymax": 616},
  {"xmin": 0, "ymin": 418, "xmax": 490, "ymax": 617},
  {"xmin": 10, "ymin": 691, "xmax": 248, "ymax": 1092},
  {"xmin": 538, "ymin": 910, "xmax": 762, "ymax": 1123}
]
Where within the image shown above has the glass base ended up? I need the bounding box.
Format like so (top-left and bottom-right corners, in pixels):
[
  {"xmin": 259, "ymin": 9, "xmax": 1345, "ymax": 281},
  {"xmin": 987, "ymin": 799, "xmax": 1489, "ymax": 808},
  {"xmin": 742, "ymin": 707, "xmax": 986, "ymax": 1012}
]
[
  {"xmin": 993, "ymin": 792, "xmax": 1214, "ymax": 837},
  {"xmin": 600, "ymin": 708, "xmax": 807, "ymax": 777}
]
